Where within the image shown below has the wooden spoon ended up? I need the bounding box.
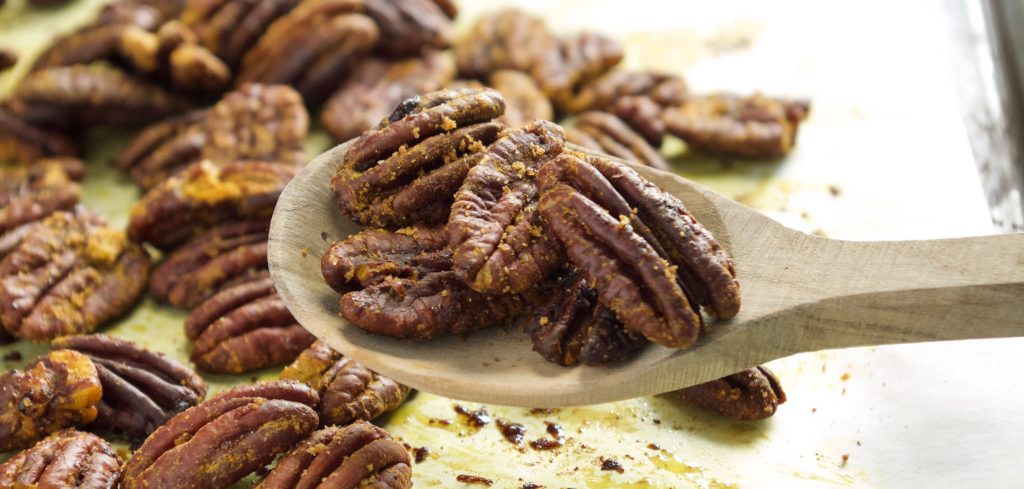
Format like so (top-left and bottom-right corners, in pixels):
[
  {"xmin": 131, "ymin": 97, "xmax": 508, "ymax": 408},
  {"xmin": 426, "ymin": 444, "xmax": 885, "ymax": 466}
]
[{"xmin": 268, "ymin": 141, "xmax": 1024, "ymax": 407}]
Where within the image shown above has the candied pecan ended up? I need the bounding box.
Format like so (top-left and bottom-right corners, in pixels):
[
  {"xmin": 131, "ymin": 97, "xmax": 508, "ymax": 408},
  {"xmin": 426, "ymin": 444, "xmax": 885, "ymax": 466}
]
[
  {"xmin": 281, "ymin": 341, "xmax": 410, "ymax": 425},
  {"xmin": 53, "ymin": 334, "xmax": 207, "ymax": 441},
  {"xmin": 127, "ymin": 159, "xmax": 294, "ymax": 250},
  {"xmin": 322, "ymin": 50, "xmax": 456, "ymax": 142},
  {"xmin": 447, "ymin": 119, "xmax": 566, "ymax": 294},
  {"xmin": 118, "ymin": 21, "xmax": 231, "ymax": 93},
  {"xmin": 488, "ymin": 69, "xmax": 553, "ymax": 128},
  {"xmin": 0, "ymin": 47, "xmax": 16, "ymax": 72},
  {"xmin": 523, "ymin": 270, "xmax": 645, "ymax": 366},
  {"xmin": 0, "ymin": 209, "xmax": 150, "ymax": 342},
  {"xmin": 181, "ymin": 0, "xmax": 300, "ymax": 68},
  {"xmin": 568, "ymin": 111, "xmax": 669, "ymax": 170},
  {"xmin": 663, "ymin": 93, "xmax": 811, "ymax": 159},
  {"xmin": 120, "ymin": 381, "xmax": 319, "ymax": 489},
  {"xmin": 150, "ymin": 219, "xmax": 269, "ymax": 308},
  {"xmin": 8, "ymin": 64, "xmax": 190, "ymax": 129},
  {"xmin": 563, "ymin": 70, "xmax": 688, "ymax": 115},
  {"xmin": 0, "ymin": 108, "xmax": 78, "ymax": 164},
  {"xmin": 115, "ymin": 109, "xmax": 209, "ymax": 190},
  {"xmin": 1, "ymin": 159, "xmax": 84, "ymax": 236},
  {"xmin": 454, "ymin": 9, "xmax": 556, "ymax": 79},
  {"xmin": 363, "ymin": 0, "xmax": 453, "ymax": 57},
  {"xmin": 533, "ymin": 32, "xmax": 624, "ymax": 114},
  {"xmin": 609, "ymin": 95, "xmax": 667, "ymax": 146},
  {"xmin": 238, "ymin": 3, "xmax": 379, "ymax": 101},
  {"xmin": 256, "ymin": 421, "xmax": 412, "ymax": 489},
  {"xmin": 331, "ymin": 87, "xmax": 503, "ymax": 228},
  {"xmin": 185, "ymin": 277, "xmax": 315, "ymax": 373},
  {"xmin": 329, "ymin": 226, "xmax": 523, "ymax": 340},
  {"xmin": 536, "ymin": 152, "xmax": 740, "ymax": 348},
  {"xmin": 674, "ymin": 366, "xmax": 786, "ymax": 420},
  {"xmin": 0, "ymin": 350, "xmax": 102, "ymax": 452},
  {"xmin": 0, "ymin": 430, "xmax": 121, "ymax": 488}
]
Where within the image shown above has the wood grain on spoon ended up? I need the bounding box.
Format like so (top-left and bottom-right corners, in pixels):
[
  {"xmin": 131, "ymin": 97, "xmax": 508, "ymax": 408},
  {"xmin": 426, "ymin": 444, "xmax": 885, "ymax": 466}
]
[{"xmin": 268, "ymin": 141, "xmax": 1024, "ymax": 407}]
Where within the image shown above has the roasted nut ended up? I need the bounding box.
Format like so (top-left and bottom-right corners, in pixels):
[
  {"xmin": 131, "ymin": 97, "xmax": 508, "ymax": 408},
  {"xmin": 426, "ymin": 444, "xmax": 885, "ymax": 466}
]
[
  {"xmin": 0, "ymin": 350, "xmax": 102, "ymax": 452},
  {"xmin": 185, "ymin": 277, "xmax": 315, "ymax": 373},
  {"xmin": 128, "ymin": 159, "xmax": 294, "ymax": 250},
  {"xmin": 322, "ymin": 50, "xmax": 456, "ymax": 142},
  {"xmin": 447, "ymin": 119, "xmax": 566, "ymax": 294},
  {"xmin": 537, "ymin": 152, "xmax": 740, "ymax": 348},
  {"xmin": 328, "ymin": 226, "xmax": 524, "ymax": 340},
  {"xmin": 332, "ymin": 87, "xmax": 504, "ymax": 228},
  {"xmin": 0, "ymin": 430, "xmax": 121, "ymax": 488},
  {"xmin": 533, "ymin": 32, "xmax": 624, "ymax": 115},
  {"xmin": 674, "ymin": 366, "xmax": 786, "ymax": 420},
  {"xmin": 120, "ymin": 380, "xmax": 320, "ymax": 489},
  {"xmin": 0, "ymin": 108, "xmax": 78, "ymax": 164},
  {"xmin": 118, "ymin": 21, "xmax": 231, "ymax": 93},
  {"xmin": 181, "ymin": 0, "xmax": 300, "ymax": 68},
  {"xmin": 53, "ymin": 334, "xmax": 207, "ymax": 441},
  {"xmin": 8, "ymin": 64, "xmax": 190, "ymax": 129},
  {"xmin": 281, "ymin": 341, "xmax": 410, "ymax": 425},
  {"xmin": 563, "ymin": 70, "xmax": 688, "ymax": 115},
  {"xmin": 568, "ymin": 111, "xmax": 669, "ymax": 170},
  {"xmin": 0, "ymin": 47, "xmax": 16, "ymax": 72},
  {"xmin": 523, "ymin": 270, "xmax": 645, "ymax": 366},
  {"xmin": 238, "ymin": 2, "xmax": 379, "ymax": 102},
  {"xmin": 363, "ymin": 0, "xmax": 453, "ymax": 57},
  {"xmin": 0, "ymin": 209, "xmax": 150, "ymax": 342},
  {"xmin": 609, "ymin": 95, "xmax": 667, "ymax": 146},
  {"xmin": 1, "ymin": 159, "xmax": 84, "ymax": 237},
  {"xmin": 115, "ymin": 109, "xmax": 209, "ymax": 190},
  {"xmin": 150, "ymin": 219, "xmax": 269, "ymax": 308},
  {"xmin": 454, "ymin": 9, "xmax": 556, "ymax": 79},
  {"xmin": 256, "ymin": 421, "xmax": 412, "ymax": 489},
  {"xmin": 488, "ymin": 69, "xmax": 553, "ymax": 128},
  {"xmin": 663, "ymin": 93, "xmax": 811, "ymax": 159}
]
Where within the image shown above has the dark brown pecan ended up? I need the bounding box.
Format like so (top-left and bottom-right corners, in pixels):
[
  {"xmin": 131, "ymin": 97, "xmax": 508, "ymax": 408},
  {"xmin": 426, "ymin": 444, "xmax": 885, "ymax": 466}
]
[
  {"xmin": 181, "ymin": 0, "xmax": 300, "ymax": 68},
  {"xmin": 0, "ymin": 108, "xmax": 78, "ymax": 164},
  {"xmin": 488, "ymin": 69, "xmax": 553, "ymax": 128},
  {"xmin": 0, "ymin": 47, "xmax": 16, "ymax": 72},
  {"xmin": 256, "ymin": 421, "xmax": 412, "ymax": 489},
  {"xmin": 537, "ymin": 152, "xmax": 740, "ymax": 348},
  {"xmin": 0, "ymin": 209, "xmax": 150, "ymax": 342},
  {"xmin": 674, "ymin": 366, "xmax": 786, "ymax": 420},
  {"xmin": 52, "ymin": 334, "xmax": 207, "ymax": 441},
  {"xmin": 663, "ymin": 93, "xmax": 811, "ymax": 159},
  {"xmin": 363, "ymin": 0, "xmax": 453, "ymax": 57},
  {"xmin": 8, "ymin": 64, "xmax": 190, "ymax": 129},
  {"xmin": 322, "ymin": 50, "xmax": 456, "ymax": 142},
  {"xmin": 281, "ymin": 340, "xmax": 410, "ymax": 425},
  {"xmin": 120, "ymin": 380, "xmax": 319, "ymax": 489},
  {"xmin": 185, "ymin": 277, "xmax": 315, "ymax": 373},
  {"xmin": 563, "ymin": 70, "xmax": 689, "ymax": 115},
  {"xmin": 150, "ymin": 219, "xmax": 269, "ymax": 308},
  {"xmin": 331, "ymin": 87, "xmax": 504, "ymax": 228},
  {"xmin": 0, "ymin": 350, "xmax": 102, "ymax": 452},
  {"xmin": 533, "ymin": 32, "xmax": 624, "ymax": 115},
  {"xmin": 609, "ymin": 95, "xmax": 667, "ymax": 146},
  {"xmin": 454, "ymin": 9, "xmax": 556, "ymax": 79},
  {"xmin": 118, "ymin": 21, "xmax": 231, "ymax": 93},
  {"xmin": 127, "ymin": 160, "xmax": 294, "ymax": 250},
  {"xmin": 447, "ymin": 119, "xmax": 566, "ymax": 294},
  {"xmin": 328, "ymin": 226, "xmax": 523, "ymax": 340},
  {"xmin": 115, "ymin": 109, "xmax": 209, "ymax": 190},
  {"xmin": 523, "ymin": 270, "xmax": 645, "ymax": 366},
  {"xmin": 238, "ymin": 2, "xmax": 379, "ymax": 102},
  {"xmin": 0, "ymin": 430, "xmax": 121, "ymax": 488},
  {"xmin": 1, "ymin": 159, "xmax": 84, "ymax": 236},
  {"xmin": 568, "ymin": 111, "xmax": 669, "ymax": 171}
]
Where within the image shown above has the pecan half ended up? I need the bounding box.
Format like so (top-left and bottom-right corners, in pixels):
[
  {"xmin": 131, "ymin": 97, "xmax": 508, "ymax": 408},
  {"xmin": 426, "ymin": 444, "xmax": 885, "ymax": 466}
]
[
  {"xmin": 281, "ymin": 340, "xmax": 410, "ymax": 425},
  {"xmin": 0, "ymin": 108, "xmax": 79, "ymax": 164},
  {"xmin": 321, "ymin": 224, "xmax": 448, "ymax": 293},
  {"xmin": 256, "ymin": 421, "xmax": 412, "ymax": 489},
  {"xmin": 1, "ymin": 158, "xmax": 84, "ymax": 236},
  {"xmin": 674, "ymin": 366, "xmax": 786, "ymax": 420},
  {"xmin": 321, "ymin": 50, "xmax": 456, "ymax": 142},
  {"xmin": 0, "ymin": 209, "xmax": 150, "ymax": 342},
  {"xmin": 181, "ymin": 0, "xmax": 300, "ymax": 68},
  {"xmin": 115, "ymin": 109, "xmax": 209, "ymax": 190},
  {"xmin": 0, "ymin": 430, "xmax": 121, "ymax": 488},
  {"xmin": 0, "ymin": 350, "xmax": 102, "ymax": 452},
  {"xmin": 663, "ymin": 93, "xmax": 811, "ymax": 159},
  {"xmin": 608, "ymin": 95, "xmax": 668, "ymax": 146},
  {"xmin": 454, "ymin": 9, "xmax": 556, "ymax": 79},
  {"xmin": 523, "ymin": 270, "xmax": 645, "ymax": 366},
  {"xmin": 120, "ymin": 381, "xmax": 319, "ymax": 489},
  {"xmin": 447, "ymin": 119, "xmax": 566, "ymax": 294},
  {"xmin": 150, "ymin": 219, "xmax": 269, "ymax": 308},
  {"xmin": 185, "ymin": 277, "xmax": 315, "ymax": 373},
  {"xmin": 127, "ymin": 159, "xmax": 294, "ymax": 250},
  {"xmin": 363, "ymin": 0, "xmax": 453, "ymax": 57},
  {"xmin": 53, "ymin": 334, "xmax": 207, "ymax": 441},
  {"xmin": 563, "ymin": 70, "xmax": 689, "ymax": 115},
  {"xmin": 331, "ymin": 87, "xmax": 504, "ymax": 228},
  {"xmin": 568, "ymin": 110, "xmax": 669, "ymax": 170},
  {"xmin": 533, "ymin": 32, "xmax": 624, "ymax": 115},
  {"xmin": 537, "ymin": 152, "xmax": 740, "ymax": 348},
  {"xmin": 488, "ymin": 69, "xmax": 553, "ymax": 129},
  {"xmin": 8, "ymin": 64, "xmax": 190, "ymax": 129}
]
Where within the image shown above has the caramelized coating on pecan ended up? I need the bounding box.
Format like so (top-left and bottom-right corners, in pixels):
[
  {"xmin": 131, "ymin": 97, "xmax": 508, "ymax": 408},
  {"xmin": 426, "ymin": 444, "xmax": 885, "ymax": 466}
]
[
  {"xmin": 537, "ymin": 152, "xmax": 739, "ymax": 348},
  {"xmin": 180, "ymin": 0, "xmax": 300, "ymax": 68},
  {"xmin": 363, "ymin": 0, "xmax": 453, "ymax": 57},
  {"xmin": 0, "ymin": 209, "xmax": 150, "ymax": 342},
  {"xmin": 127, "ymin": 159, "xmax": 294, "ymax": 250},
  {"xmin": 322, "ymin": 51, "xmax": 456, "ymax": 142},
  {"xmin": 281, "ymin": 341, "xmax": 410, "ymax": 425},
  {"xmin": 1, "ymin": 159, "xmax": 83, "ymax": 236},
  {"xmin": 256, "ymin": 421, "xmax": 412, "ymax": 489},
  {"xmin": 663, "ymin": 93, "xmax": 811, "ymax": 159},
  {"xmin": 533, "ymin": 32, "xmax": 624, "ymax": 114},
  {"xmin": 447, "ymin": 120, "xmax": 567, "ymax": 294},
  {"xmin": 185, "ymin": 277, "xmax": 315, "ymax": 373},
  {"xmin": 53, "ymin": 334, "xmax": 207, "ymax": 441},
  {"xmin": 328, "ymin": 226, "xmax": 523, "ymax": 340},
  {"xmin": 523, "ymin": 270, "xmax": 645, "ymax": 366},
  {"xmin": 8, "ymin": 64, "xmax": 190, "ymax": 129},
  {"xmin": 0, "ymin": 108, "xmax": 79, "ymax": 164},
  {"xmin": 332, "ymin": 87, "xmax": 504, "ymax": 228},
  {"xmin": 0, "ymin": 350, "xmax": 102, "ymax": 452},
  {"xmin": 489, "ymin": 69, "xmax": 553, "ymax": 128},
  {"xmin": 118, "ymin": 21, "xmax": 231, "ymax": 93},
  {"xmin": 563, "ymin": 70, "xmax": 689, "ymax": 115},
  {"xmin": 674, "ymin": 366, "xmax": 786, "ymax": 420},
  {"xmin": 120, "ymin": 381, "xmax": 320, "ymax": 489},
  {"xmin": 115, "ymin": 109, "xmax": 209, "ymax": 190},
  {"xmin": 0, "ymin": 47, "xmax": 16, "ymax": 72},
  {"xmin": 454, "ymin": 9, "xmax": 556, "ymax": 79},
  {"xmin": 0, "ymin": 430, "xmax": 121, "ymax": 488},
  {"xmin": 568, "ymin": 111, "xmax": 669, "ymax": 170}
]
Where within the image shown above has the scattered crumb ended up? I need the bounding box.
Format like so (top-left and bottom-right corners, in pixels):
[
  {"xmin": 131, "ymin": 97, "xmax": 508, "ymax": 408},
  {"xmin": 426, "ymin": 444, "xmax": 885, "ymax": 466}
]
[
  {"xmin": 811, "ymin": 407, "xmax": 817, "ymax": 413},
  {"xmin": 300, "ymin": 246, "xmax": 310, "ymax": 257},
  {"xmin": 320, "ymin": 231, "xmax": 329, "ymax": 240},
  {"xmin": 828, "ymin": 184, "xmax": 842, "ymax": 197},
  {"xmin": 840, "ymin": 372, "xmax": 851, "ymax": 382},
  {"xmin": 841, "ymin": 453, "xmax": 850, "ymax": 467},
  {"xmin": 600, "ymin": 457, "xmax": 625, "ymax": 473},
  {"xmin": 456, "ymin": 474, "xmax": 493, "ymax": 486},
  {"xmin": 647, "ymin": 443, "xmax": 660, "ymax": 450},
  {"xmin": 413, "ymin": 446, "xmax": 430, "ymax": 463}
]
